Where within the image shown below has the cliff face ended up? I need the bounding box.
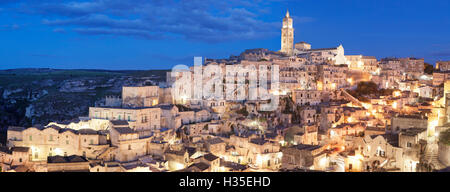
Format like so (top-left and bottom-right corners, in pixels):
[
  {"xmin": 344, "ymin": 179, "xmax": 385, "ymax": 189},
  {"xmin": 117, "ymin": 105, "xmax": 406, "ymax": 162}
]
[
  {"xmin": 0, "ymin": 98, "xmax": 30, "ymax": 129},
  {"xmin": 0, "ymin": 131, "xmax": 5, "ymax": 145},
  {"xmin": 0, "ymin": 69, "xmax": 167, "ymax": 130}
]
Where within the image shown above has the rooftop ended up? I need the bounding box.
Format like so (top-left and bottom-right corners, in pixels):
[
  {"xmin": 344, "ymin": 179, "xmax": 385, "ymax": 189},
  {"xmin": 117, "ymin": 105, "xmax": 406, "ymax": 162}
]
[
  {"xmin": 188, "ymin": 162, "xmax": 210, "ymax": 171},
  {"xmin": 293, "ymin": 144, "xmax": 322, "ymax": 151},
  {"xmin": 400, "ymin": 128, "xmax": 427, "ymax": 136},
  {"xmin": 47, "ymin": 155, "xmax": 88, "ymax": 164},
  {"xmin": 203, "ymin": 153, "xmax": 219, "ymax": 161},
  {"xmin": 110, "ymin": 120, "xmax": 129, "ymax": 126},
  {"xmin": 113, "ymin": 127, "xmax": 136, "ymax": 134},
  {"xmin": 206, "ymin": 137, "xmax": 224, "ymax": 145}
]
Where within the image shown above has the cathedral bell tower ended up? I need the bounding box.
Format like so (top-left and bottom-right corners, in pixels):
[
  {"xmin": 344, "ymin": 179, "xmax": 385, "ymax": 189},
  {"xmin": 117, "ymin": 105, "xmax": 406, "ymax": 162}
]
[{"xmin": 281, "ymin": 10, "xmax": 294, "ymax": 56}]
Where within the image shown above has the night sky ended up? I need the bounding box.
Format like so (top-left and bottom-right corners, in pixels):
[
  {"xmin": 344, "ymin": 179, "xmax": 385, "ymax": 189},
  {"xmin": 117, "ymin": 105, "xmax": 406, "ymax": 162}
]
[{"xmin": 1, "ymin": 0, "xmax": 449, "ymax": 70}]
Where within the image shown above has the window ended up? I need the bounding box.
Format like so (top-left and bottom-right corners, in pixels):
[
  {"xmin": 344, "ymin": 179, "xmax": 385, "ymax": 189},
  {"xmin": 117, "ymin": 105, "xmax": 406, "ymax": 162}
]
[
  {"xmin": 90, "ymin": 139, "xmax": 94, "ymax": 145},
  {"xmin": 66, "ymin": 140, "xmax": 69, "ymax": 145},
  {"xmin": 128, "ymin": 116, "xmax": 131, "ymax": 121},
  {"xmin": 29, "ymin": 135, "xmax": 32, "ymax": 141},
  {"xmin": 83, "ymin": 151, "xmax": 86, "ymax": 157},
  {"xmin": 128, "ymin": 145, "xmax": 131, "ymax": 150},
  {"xmin": 49, "ymin": 135, "xmax": 53, "ymax": 141},
  {"xmin": 19, "ymin": 158, "xmax": 22, "ymax": 163},
  {"xmin": 349, "ymin": 163, "xmax": 353, "ymax": 170},
  {"xmin": 407, "ymin": 142, "xmax": 412, "ymax": 148},
  {"xmin": 64, "ymin": 152, "xmax": 67, "ymax": 157},
  {"xmin": 34, "ymin": 152, "xmax": 38, "ymax": 159}
]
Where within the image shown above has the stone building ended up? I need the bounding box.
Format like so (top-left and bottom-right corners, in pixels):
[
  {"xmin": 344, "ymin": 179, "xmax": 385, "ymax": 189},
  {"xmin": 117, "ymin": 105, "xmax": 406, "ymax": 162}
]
[
  {"xmin": 0, "ymin": 146, "xmax": 30, "ymax": 171},
  {"xmin": 317, "ymin": 64, "xmax": 349, "ymax": 91},
  {"xmin": 329, "ymin": 123, "xmax": 365, "ymax": 138},
  {"xmin": 110, "ymin": 126, "xmax": 150, "ymax": 162},
  {"xmin": 436, "ymin": 61, "xmax": 450, "ymax": 72},
  {"xmin": 281, "ymin": 144, "xmax": 326, "ymax": 170},
  {"xmin": 345, "ymin": 55, "xmax": 378, "ymax": 73},
  {"xmin": 89, "ymin": 107, "xmax": 161, "ymax": 137},
  {"xmin": 46, "ymin": 155, "xmax": 90, "ymax": 172},
  {"xmin": 122, "ymin": 86, "xmax": 159, "ymax": 108},
  {"xmin": 433, "ymin": 71, "xmax": 450, "ymax": 86},
  {"xmin": 7, "ymin": 125, "xmax": 108, "ymax": 162},
  {"xmin": 390, "ymin": 115, "xmax": 428, "ymax": 133},
  {"xmin": 227, "ymin": 134, "xmax": 282, "ymax": 170},
  {"xmin": 352, "ymin": 134, "xmax": 404, "ymax": 172},
  {"xmin": 280, "ymin": 10, "xmax": 294, "ymax": 56},
  {"xmin": 292, "ymin": 90, "xmax": 330, "ymax": 106},
  {"xmin": 399, "ymin": 57, "xmax": 424, "ymax": 79},
  {"xmin": 379, "ymin": 58, "xmax": 402, "ymax": 72}
]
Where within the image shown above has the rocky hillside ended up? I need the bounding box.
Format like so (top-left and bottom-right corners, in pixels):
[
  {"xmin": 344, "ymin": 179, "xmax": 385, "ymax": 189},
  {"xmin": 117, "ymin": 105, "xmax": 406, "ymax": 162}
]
[{"xmin": 0, "ymin": 68, "xmax": 168, "ymax": 134}]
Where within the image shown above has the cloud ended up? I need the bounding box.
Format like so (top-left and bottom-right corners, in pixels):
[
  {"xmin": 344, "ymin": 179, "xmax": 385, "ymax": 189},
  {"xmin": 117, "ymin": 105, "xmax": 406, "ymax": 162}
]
[
  {"xmin": 0, "ymin": 0, "xmax": 19, "ymax": 5},
  {"xmin": 73, "ymin": 27, "xmax": 163, "ymax": 40},
  {"xmin": 11, "ymin": 0, "xmax": 308, "ymax": 42},
  {"xmin": 31, "ymin": 53, "xmax": 60, "ymax": 58},
  {"xmin": 292, "ymin": 16, "xmax": 316, "ymax": 24},
  {"xmin": 431, "ymin": 50, "xmax": 450, "ymax": 57},
  {"xmin": 53, "ymin": 28, "xmax": 66, "ymax": 33},
  {"xmin": 0, "ymin": 24, "xmax": 20, "ymax": 30}
]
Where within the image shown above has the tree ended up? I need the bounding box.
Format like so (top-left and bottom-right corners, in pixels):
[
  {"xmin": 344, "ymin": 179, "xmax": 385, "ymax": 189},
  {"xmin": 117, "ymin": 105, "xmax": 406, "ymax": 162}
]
[
  {"xmin": 424, "ymin": 63, "xmax": 435, "ymax": 75},
  {"xmin": 356, "ymin": 81, "xmax": 378, "ymax": 95},
  {"xmin": 236, "ymin": 107, "xmax": 249, "ymax": 116}
]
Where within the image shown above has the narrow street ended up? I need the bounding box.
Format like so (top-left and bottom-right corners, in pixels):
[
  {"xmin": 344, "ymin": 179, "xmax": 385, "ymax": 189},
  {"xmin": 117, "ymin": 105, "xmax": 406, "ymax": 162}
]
[{"xmin": 422, "ymin": 137, "xmax": 445, "ymax": 170}]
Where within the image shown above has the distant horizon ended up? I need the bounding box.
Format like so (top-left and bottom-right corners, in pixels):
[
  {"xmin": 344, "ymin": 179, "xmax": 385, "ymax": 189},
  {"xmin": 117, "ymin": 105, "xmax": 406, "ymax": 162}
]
[{"xmin": 0, "ymin": 52, "xmax": 442, "ymax": 71}]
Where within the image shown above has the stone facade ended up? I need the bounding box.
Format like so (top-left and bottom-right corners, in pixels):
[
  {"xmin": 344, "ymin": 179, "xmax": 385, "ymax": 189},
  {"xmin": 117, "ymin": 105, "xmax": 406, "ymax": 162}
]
[{"xmin": 280, "ymin": 11, "xmax": 294, "ymax": 56}]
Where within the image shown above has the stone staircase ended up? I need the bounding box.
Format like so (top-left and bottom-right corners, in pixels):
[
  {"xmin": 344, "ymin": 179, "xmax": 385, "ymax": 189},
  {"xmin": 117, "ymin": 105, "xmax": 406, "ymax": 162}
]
[{"xmin": 422, "ymin": 142, "xmax": 446, "ymax": 170}]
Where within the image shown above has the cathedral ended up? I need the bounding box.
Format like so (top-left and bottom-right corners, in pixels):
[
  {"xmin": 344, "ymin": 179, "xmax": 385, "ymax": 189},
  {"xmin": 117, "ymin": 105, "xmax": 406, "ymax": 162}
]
[
  {"xmin": 280, "ymin": 10, "xmax": 347, "ymax": 65},
  {"xmin": 280, "ymin": 10, "xmax": 294, "ymax": 56}
]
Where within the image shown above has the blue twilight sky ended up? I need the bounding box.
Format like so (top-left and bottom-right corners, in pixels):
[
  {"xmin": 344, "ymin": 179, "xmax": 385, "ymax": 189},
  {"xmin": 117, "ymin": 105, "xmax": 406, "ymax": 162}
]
[{"xmin": 0, "ymin": 0, "xmax": 449, "ymax": 70}]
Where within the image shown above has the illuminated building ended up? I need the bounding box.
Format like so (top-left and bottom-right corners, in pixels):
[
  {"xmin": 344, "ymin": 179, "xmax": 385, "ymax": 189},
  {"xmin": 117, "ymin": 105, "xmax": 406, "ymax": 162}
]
[{"xmin": 280, "ymin": 10, "xmax": 294, "ymax": 56}]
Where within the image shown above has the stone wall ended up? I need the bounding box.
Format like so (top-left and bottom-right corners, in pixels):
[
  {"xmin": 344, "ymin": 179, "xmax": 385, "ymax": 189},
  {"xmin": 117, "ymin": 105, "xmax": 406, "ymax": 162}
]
[{"xmin": 438, "ymin": 142, "xmax": 450, "ymax": 166}]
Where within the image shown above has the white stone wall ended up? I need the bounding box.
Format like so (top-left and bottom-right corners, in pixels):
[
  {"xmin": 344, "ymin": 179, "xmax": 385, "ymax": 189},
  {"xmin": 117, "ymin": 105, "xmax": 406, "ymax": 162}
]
[{"xmin": 438, "ymin": 142, "xmax": 450, "ymax": 166}]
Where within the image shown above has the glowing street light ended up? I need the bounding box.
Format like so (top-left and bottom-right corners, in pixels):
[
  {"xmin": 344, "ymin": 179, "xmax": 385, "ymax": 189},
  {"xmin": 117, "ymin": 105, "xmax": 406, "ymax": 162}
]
[
  {"xmin": 347, "ymin": 78, "xmax": 353, "ymax": 85},
  {"xmin": 393, "ymin": 91, "xmax": 401, "ymax": 97}
]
